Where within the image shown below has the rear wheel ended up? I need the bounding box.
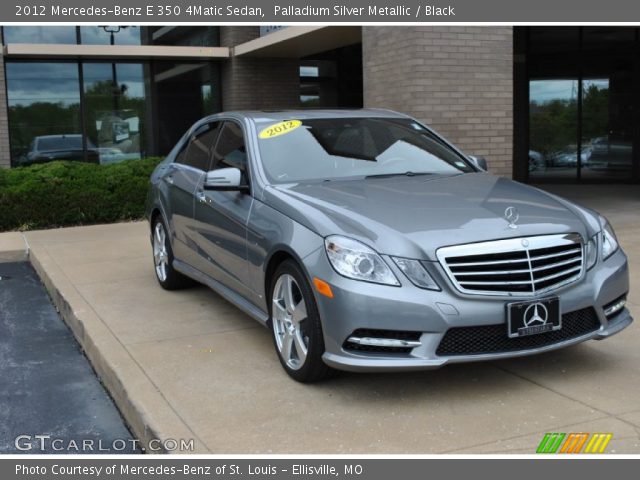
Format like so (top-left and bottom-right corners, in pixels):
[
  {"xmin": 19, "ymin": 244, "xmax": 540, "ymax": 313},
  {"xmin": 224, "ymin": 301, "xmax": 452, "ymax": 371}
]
[
  {"xmin": 269, "ymin": 260, "xmax": 335, "ymax": 382},
  {"xmin": 152, "ymin": 218, "xmax": 193, "ymax": 290}
]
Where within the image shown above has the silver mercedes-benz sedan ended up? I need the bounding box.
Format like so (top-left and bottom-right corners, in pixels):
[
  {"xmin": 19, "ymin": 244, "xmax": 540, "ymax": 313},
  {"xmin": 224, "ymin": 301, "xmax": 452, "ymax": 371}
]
[{"xmin": 146, "ymin": 110, "xmax": 632, "ymax": 382}]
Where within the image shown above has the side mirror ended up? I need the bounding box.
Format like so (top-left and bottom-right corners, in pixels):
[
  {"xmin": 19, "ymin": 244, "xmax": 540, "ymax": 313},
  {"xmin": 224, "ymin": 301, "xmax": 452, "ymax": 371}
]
[
  {"xmin": 469, "ymin": 155, "xmax": 488, "ymax": 171},
  {"xmin": 203, "ymin": 167, "xmax": 249, "ymax": 192}
]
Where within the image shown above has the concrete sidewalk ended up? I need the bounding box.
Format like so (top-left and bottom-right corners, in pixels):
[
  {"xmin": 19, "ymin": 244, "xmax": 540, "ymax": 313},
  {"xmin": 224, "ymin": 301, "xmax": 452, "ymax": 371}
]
[{"xmin": 1, "ymin": 186, "xmax": 639, "ymax": 453}]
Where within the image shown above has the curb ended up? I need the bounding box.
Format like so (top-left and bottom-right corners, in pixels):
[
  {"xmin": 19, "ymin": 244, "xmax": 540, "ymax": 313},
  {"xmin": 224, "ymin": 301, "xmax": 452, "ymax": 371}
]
[
  {"xmin": 0, "ymin": 232, "xmax": 29, "ymax": 263},
  {"xmin": 27, "ymin": 244, "xmax": 209, "ymax": 454}
]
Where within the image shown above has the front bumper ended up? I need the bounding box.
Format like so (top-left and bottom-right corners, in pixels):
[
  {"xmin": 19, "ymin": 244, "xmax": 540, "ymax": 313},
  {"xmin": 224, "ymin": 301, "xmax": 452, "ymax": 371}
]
[{"xmin": 302, "ymin": 246, "xmax": 633, "ymax": 372}]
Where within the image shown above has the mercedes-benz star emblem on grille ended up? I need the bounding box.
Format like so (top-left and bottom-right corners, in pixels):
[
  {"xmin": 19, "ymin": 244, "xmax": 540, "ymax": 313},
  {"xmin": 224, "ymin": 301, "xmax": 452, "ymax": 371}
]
[
  {"xmin": 523, "ymin": 303, "xmax": 549, "ymax": 327},
  {"xmin": 504, "ymin": 206, "xmax": 520, "ymax": 229}
]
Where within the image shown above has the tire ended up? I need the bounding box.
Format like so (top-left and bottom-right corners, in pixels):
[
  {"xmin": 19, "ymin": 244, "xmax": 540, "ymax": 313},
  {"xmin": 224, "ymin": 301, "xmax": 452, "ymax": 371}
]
[
  {"xmin": 269, "ymin": 260, "xmax": 335, "ymax": 383},
  {"xmin": 151, "ymin": 217, "xmax": 193, "ymax": 290}
]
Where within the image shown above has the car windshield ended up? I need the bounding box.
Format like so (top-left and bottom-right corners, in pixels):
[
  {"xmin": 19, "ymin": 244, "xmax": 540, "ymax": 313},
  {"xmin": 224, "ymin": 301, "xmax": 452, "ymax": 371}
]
[
  {"xmin": 37, "ymin": 136, "xmax": 83, "ymax": 151},
  {"xmin": 255, "ymin": 117, "xmax": 474, "ymax": 183}
]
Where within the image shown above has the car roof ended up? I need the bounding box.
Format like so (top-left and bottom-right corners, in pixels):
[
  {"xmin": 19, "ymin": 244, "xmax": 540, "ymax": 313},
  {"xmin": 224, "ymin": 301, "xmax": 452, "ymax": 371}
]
[{"xmin": 201, "ymin": 109, "xmax": 411, "ymax": 124}]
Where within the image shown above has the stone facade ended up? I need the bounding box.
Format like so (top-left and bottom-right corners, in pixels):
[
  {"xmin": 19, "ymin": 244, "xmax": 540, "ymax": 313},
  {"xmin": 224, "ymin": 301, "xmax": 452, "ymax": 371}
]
[
  {"xmin": 362, "ymin": 26, "xmax": 514, "ymax": 177},
  {"xmin": 219, "ymin": 27, "xmax": 300, "ymax": 111}
]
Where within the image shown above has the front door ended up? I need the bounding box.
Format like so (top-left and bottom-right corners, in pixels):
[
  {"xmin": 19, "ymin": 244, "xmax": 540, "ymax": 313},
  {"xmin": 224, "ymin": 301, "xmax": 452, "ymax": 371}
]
[
  {"xmin": 194, "ymin": 121, "xmax": 254, "ymax": 297},
  {"xmin": 166, "ymin": 122, "xmax": 220, "ymax": 265}
]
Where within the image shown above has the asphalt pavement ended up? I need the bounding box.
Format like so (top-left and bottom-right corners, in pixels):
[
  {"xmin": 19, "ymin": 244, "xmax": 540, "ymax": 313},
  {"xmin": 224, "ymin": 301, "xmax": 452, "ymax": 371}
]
[{"xmin": 0, "ymin": 262, "xmax": 138, "ymax": 454}]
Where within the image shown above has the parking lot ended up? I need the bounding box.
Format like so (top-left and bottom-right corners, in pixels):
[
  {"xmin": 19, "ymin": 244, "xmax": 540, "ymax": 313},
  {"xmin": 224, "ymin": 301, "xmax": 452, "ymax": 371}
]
[
  {"xmin": 0, "ymin": 185, "xmax": 638, "ymax": 454},
  {"xmin": 0, "ymin": 262, "xmax": 137, "ymax": 454}
]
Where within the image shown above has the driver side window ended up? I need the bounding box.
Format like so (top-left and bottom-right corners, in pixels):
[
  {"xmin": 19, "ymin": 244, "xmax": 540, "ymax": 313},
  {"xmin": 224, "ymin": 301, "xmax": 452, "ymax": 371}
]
[{"xmin": 210, "ymin": 122, "xmax": 248, "ymax": 182}]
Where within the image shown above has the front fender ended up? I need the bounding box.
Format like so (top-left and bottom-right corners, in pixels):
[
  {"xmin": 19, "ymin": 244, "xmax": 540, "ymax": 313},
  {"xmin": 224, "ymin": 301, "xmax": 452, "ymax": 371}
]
[{"xmin": 246, "ymin": 199, "xmax": 324, "ymax": 307}]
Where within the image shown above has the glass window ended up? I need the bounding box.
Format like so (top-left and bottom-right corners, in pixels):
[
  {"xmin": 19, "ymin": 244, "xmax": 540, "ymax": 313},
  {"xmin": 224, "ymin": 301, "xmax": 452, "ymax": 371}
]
[
  {"xmin": 581, "ymin": 76, "xmax": 633, "ymax": 180},
  {"xmin": 148, "ymin": 26, "xmax": 219, "ymax": 46},
  {"xmin": 179, "ymin": 123, "xmax": 221, "ymax": 171},
  {"xmin": 82, "ymin": 63, "xmax": 146, "ymax": 164},
  {"xmin": 212, "ymin": 122, "xmax": 248, "ymax": 175},
  {"xmin": 6, "ymin": 62, "xmax": 83, "ymax": 166},
  {"xmin": 529, "ymin": 80, "xmax": 579, "ymax": 181},
  {"xmin": 529, "ymin": 27, "xmax": 580, "ymax": 54},
  {"xmin": 3, "ymin": 26, "xmax": 77, "ymax": 44},
  {"xmin": 256, "ymin": 118, "xmax": 473, "ymax": 184},
  {"xmin": 153, "ymin": 61, "xmax": 220, "ymax": 155},
  {"xmin": 80, "ymin": 27, "xmax": 141, "ymax": 45},
  {"xmin": 582, "ymin": 27, "xmax": 636, "ymax": 50}
]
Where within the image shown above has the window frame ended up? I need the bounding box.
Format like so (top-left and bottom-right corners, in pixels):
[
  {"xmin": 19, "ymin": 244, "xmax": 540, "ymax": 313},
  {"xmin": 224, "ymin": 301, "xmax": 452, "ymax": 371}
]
[{"xmin": 209, "ymin": 119, "xmax": 252, "ymax": 188}]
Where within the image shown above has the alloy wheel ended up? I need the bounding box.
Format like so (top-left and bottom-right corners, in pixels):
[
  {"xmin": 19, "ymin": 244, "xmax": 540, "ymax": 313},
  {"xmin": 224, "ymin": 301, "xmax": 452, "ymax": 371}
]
[
  {"xmin": 272, "ymin": 274, "xmax": 309, "ymax": 370},
  {"xmin": 153, "ymin": 222, "xmax": 169, "ymax": 282}
]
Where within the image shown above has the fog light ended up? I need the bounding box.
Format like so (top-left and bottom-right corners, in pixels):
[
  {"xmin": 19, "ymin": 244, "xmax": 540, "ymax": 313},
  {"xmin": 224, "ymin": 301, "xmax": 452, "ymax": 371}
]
[{"xmin": 604, "ymin": 297, "xmax": 626, "ymax": 318}]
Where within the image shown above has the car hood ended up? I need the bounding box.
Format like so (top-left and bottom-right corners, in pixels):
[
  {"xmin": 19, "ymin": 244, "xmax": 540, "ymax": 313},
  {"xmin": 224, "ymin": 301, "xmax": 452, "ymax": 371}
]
[{"xmin": 263, "ymin": 173, "xmax": 598, "ymax": 260}]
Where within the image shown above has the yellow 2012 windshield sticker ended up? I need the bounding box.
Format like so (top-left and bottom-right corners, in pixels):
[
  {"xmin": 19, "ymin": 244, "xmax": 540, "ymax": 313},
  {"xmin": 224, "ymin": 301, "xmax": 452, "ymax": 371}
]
[{"xmin": 258, "ymin": 120, "xmax": 302, "ymax": 139}]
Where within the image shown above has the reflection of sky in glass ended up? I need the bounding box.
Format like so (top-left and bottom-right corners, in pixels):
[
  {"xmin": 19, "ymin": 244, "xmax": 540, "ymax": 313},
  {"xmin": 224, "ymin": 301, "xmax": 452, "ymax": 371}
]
[
  {"xmin": 83, "ymin": 63, "xmax": 145, "ymax": 98},
  {"xmin": 6, "ymin": 62, "xmax": 80, "ymax": 106},
  {"xmin": 80, "ymin": 27, "xmax": 141, "ymax": 45},
  {"xmin": 530, "ymin": 80, "xmax": 577, "ymax": 103},
  {"xmin": 7, "ymin": 62, "xmax": 146, "ymax": 106},
  {"xmin": 3, "ymin": 27, "xmax": 76, "ymax": 44},
  {"xmin": 531, "ymin": 79, "xmax": 609, "ymax": 104},
  {"xmin": 300, "ymin": 66, "xmax": 319, "ymax": 77},
  {"xmin": 583, "ymin": 79, "xmax": 609, "ymax": 91}
]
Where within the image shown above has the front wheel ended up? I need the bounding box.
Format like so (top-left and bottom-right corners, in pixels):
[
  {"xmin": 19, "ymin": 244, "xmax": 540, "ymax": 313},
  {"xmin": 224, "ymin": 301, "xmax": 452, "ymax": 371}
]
[{"xmin": 269, "ymin": 260, "xmax": 335, "ymax": 383}]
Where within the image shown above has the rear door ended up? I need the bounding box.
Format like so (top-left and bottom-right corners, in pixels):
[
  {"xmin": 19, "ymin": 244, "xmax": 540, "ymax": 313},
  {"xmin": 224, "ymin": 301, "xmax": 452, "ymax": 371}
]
[{"xmin": 166, "ymin": 122, "xmax": 220, "ymax": 266}]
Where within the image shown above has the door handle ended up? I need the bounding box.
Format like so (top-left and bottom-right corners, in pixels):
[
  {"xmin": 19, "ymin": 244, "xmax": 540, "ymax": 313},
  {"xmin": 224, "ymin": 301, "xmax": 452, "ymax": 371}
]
[{"xmin": 196, "ymin": 190, "xmax": 207, "ymax": 203}]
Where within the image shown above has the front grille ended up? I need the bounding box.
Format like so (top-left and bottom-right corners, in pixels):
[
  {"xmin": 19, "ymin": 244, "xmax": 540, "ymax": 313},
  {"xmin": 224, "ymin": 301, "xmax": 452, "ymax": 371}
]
[
  {"xmin": 437, "ymin": 234, "xmax": 584, "ymax": 296},
  {"xmin": 436, "ymin": 307, "xmax": 600, "ymax": 356},
  {"xmin": 343, "ymin": 329, "xmax": 422, "ymax": 354}
]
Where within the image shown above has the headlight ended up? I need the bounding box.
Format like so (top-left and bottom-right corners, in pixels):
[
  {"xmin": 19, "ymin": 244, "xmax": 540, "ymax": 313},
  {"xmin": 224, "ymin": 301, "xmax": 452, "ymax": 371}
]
[
  {"xmin": 392, "ymin": 257, "xmax": 440, "ymax": 290},
  {"xmin": 324, "ymin": 235, "xmax": 399, "ymax": 286},
  {"xmin": 586, "ymin": 235, "xmax": 598, "ymax": 270},
  {"xmin": 600, "ymin": 216, "xmax": 619, "ymax": 261}
]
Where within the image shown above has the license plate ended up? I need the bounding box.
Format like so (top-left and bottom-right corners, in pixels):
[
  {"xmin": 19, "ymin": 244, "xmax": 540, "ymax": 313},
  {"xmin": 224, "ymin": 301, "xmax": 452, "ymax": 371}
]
[{"xmin": 507, "ymin": 297, "xmax": 561, "ymax": 338}]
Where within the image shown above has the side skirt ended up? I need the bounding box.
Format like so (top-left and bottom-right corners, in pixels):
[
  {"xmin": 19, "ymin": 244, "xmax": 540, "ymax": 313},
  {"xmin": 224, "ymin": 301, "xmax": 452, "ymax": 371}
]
[{"xmin": 173, "ymin": 260, "xmax": 269, "ymax": 326}]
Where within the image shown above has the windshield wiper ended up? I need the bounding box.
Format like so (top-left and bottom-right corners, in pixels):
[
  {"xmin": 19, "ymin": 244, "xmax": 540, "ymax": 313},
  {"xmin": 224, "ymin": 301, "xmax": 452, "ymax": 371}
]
[{"xmin": 365, "ymin": 171, "xmax": 433, "ymax": 179}]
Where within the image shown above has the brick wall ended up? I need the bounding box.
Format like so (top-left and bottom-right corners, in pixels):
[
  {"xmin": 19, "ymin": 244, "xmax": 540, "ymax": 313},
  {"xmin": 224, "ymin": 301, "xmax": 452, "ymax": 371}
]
[
  {"xmin": 0, "ymin": 54, "xmax": 10, "ymax": 168},
  {"xmin": 219, "ymin": 26, "xmax": 261, "ymax": 48},
  {"xmin": 219, "ymin": 27, "xmax": 300, "ymax": 111},
  {"xmin": 362, "ymin": 27, "xmax": 514, "ymax": 177}
]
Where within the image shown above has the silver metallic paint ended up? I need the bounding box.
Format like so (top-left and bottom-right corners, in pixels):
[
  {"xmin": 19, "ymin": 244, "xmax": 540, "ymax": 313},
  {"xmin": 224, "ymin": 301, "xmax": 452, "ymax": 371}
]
[{"xmin": 146, "ymin": 109, "xmax": 632, "ymax": 372}]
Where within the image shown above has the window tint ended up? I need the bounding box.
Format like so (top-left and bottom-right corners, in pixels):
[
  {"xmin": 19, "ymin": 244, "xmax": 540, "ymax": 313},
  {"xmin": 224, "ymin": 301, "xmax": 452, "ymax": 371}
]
[
  {"xmin": 177, "ymin": 122, "xmax": 221, "ymax": 170},
  {"xmin": 212, "ymin": 122, "xmax": 247, "ymax": 174}
]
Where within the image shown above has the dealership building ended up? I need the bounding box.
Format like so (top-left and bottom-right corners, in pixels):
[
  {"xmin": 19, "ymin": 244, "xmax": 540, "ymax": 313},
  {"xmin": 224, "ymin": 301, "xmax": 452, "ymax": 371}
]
[{"xmin": 0, "ymin": 26, "xmax": 638, "ymax": 184}]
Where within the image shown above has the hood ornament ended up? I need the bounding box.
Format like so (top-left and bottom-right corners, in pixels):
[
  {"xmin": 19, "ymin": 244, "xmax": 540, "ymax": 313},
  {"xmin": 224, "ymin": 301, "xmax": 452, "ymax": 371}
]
[{"xmin": 504, "ymin": 206, "xmax": 519, "ymax": 229}]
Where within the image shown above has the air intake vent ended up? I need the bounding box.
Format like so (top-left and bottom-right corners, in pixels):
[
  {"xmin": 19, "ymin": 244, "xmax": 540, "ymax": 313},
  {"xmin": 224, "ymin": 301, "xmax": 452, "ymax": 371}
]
[{"xmin": 436, "ymin": 307, "xmax": 600, "ymax": 356}]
